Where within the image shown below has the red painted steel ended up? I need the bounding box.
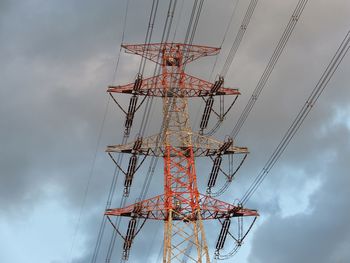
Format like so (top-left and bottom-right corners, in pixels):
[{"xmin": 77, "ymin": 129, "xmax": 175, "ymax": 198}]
[
  {"xmin": 108, "ymin": 73, "xmax": 240, "ymax": 97},
  {"xmin": 105, "ymin": 42, "xmax": 258, "ymax": 262}
]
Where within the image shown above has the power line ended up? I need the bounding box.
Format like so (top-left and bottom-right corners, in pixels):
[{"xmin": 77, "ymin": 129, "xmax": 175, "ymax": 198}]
[
  {"xmin": 141, "ymin": 0, "xmax": 204, "ymax": 195},
  {"xmin": 172, "ymin": 0, "xmax": 185, "ymax": 42},
  {"xmin": 241, "ymin": 30, "xmax": 350, "ymax": 205},
  {"xmin": 105, "ymin": 194, "xmax": 127, "ymax": 262},
  {"xmin": 106, "ymin": 0, "xmax": 165, "ymax": 259},
  {"xmin": 230, "ymin": 0, "xmax": 309, "ymax": 139},
  {"xmin": 184, "ymin": 0, "xmax": 199, "ymax": 45},
  {"xmin": 141, "ymin": 2, "xmax": 210, "ymax": 261},
  {"xmin": 138, "ymin": 0, "xmax": 178, "ymax": 137},
  {"xmin": 89, "ymin": 0, "xmax": 131, "ymax": 262},
  {"xmin": 220, "ymin": 0, "xmax": 258, "ymax": 77},
  {"xmin": 194, "ymin": 0, "xmax": 258, "ymax": 132},
  {"xmin": 205, "ymin": 0, "xmax": 308, "ymax": 199},
  {"xmin": 134, "ymin": 5, "xmax": 178, "ymax": 207},
  {"xmin": 208, "ymin": 0, "xmax": 241, "ymax": 82},
  {"xmin": 104, "ymin": 1, "xmax": 180, "ymax": 262},
  {"xmin": 102, "ymin": 0, "xmax": 261, "ymax": 259},
  {"xmin": 112, "ymin": 0, "xmax": 131, "ymax": 83},
  {"xmin": 91, "ymin": 138, "xmax": 128, "ymax": 263},
  {"xmin": 68, "ymin": 97, "xmax": 111, "ymax": 263},
  {"xmin": 142, "ymin": 0, "xmax": 207, "ymax": 200},
  {"xmin": 138, "ymin": 0, "xmax": 160, "ymax": 75},
  {"xmin": 188, "ymin": 0, "xmax": 205, "ymax": 45},
  {"xmin": 191, "ymin": 0, "xmax": 259, "ymax": 196}
]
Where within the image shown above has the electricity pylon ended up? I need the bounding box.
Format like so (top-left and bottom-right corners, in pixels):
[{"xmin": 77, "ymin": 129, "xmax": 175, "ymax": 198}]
[{"xmin": 105, "ymin": 43, "xmax": 258, "ymax": 262}]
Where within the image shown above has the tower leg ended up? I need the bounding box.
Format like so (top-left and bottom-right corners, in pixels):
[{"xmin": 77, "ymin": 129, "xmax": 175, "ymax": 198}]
[
  {"xmin": 163, "ymin": 210, "xmax": 173, "ymax": 263},
  {"xmin": 163, "ymin": 210, "xmax": 210, "ymax": 262}
]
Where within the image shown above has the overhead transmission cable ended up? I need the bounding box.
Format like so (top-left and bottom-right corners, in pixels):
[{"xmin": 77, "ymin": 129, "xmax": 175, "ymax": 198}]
[
  {"xmin": 126, "ymin": 0, "xmax": 178, "ymax": 227},
  {"xmin": 210, "ymin": 0, "xmax": 309, "ymax": 198},
  {"xmin": 143, "ymin": 0, "xmax": 203, "ymax": 138},
  {"xmin": 230, "ymin": 0, "xmax": 309, "ymax": 139},
  {"xmin": 104, "ymin": 1, "xmax": 179, "ymax": 262},
  {"xmin": 140, "ymin": 0, "xmax": 206, "ymax": 208},
  {"xmin": 187, "ymin": 0, "xmax": 204, "ymax": 45},
  {"xmin": 174, "ymin": 1, "xmax": 208, "ymax": 261},
  {"xmin": 118, "ymin": 1, "xmax": 180, "ymax": 261},
  {"xmin": 141, "ymin": 2, "xmax": 208, "ymax": 261},
  {"xmin": 241, "ymin": 30, "xmax": 350, "ymax": 205},
  {"xmin": 104, "ymin": 1, "xmax": 174, "ymax": 262},
  {"xmin": 138, "ymin": 0, "xmax": 178, "ymax": 137},
  {"xmin": 106, "ymin": 192, "xmax": 128, "ymax": 263},
  {"xmin": 173, "ymin": 5, "xmax": 205, "ymax": 196},
  {"xmin": 139, "ymin": 0, "xmax": 206, "ymax": 204},
  {"xmin": 89, "ymin": 1, "xmax": 131, "ymax": 263},
  {"xmin": 184, "ymin": 0, "xmax": 199, "ymax": 45},
  {"xmin": 182, "ymin": 0, "xmax": 205, "ymax": 71},
  {"xmin": 138, "ymin": 0, "xmax": 207, "ymax": 207},
  {"xmin": 208, "ymin": 0, "xmax": 240, "ymax": 82},
  {"xmin": 139, "ymin": 0, "xmax": 182, "ymax": 150},
  {"xmin": 138, "ymin": 0, "xmax": 161, "ymax": 75},
  {"xmin": 91, "ymin": 150, "xmax": 128, "ymax": 263},
  {"xmin": 194, "ymin": 0, "xmax": 257, "ymax": 131},
  {"xmin": 220, "ymin": 0, "xmax": 258, "ymax": 77},
  {"xmin": 68, "ymin": 99, "xmax": 111, "ymax": 263},
  {"xmin": 172, "ymin": 0, "xmax": 185, "ymax": 42}
]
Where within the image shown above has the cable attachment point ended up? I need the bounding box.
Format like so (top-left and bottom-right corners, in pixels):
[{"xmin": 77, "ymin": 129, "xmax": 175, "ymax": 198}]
[
  {"xmin": 207, "ymin": 155, "xmax": 222, "ymax": 193},
  {"xmin": 132, "ymin": 74, "xmax": 143, "ymax": 93},
  {"xmin": 200, "ymin": 77, "xmax": 225, "ymax": 133},
  {"xmin": 210, "ymin": 76, "xmax": 224, "ymax": 95},
  {"xmin": 124, "ymin": 95, "xmax": 138, "ymax": 135},
  {"xmin": 124, "ymin": 75, "xmax": 144, "ymax": 135},
  {"xmin": 132, "ymin": 137, "xmax": 143, "ymax": 153},
  {"xmin": 218, "ymin": 137, "xmax": 233, "ymax": 154},
  {"xmin": 122, "ymin": 218, "xmax": 137, "ymax": 260},
  {"xmin": 124, "ymin": 137, "xmax": 143, "ymax": 196},
  {"xmin": 200, "ymin": 96, "xmax": 214, "ymax": 132},
  {"xmin": 215, "ymin": 218, "xmax": 231, "ymax": 257}
]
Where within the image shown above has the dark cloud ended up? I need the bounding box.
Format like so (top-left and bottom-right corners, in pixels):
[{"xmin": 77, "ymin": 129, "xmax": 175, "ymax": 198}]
[
  {"xmin": 1, "ymin": 0, "xmax": 349, "ymax": 262},
  {"xmin": 248, "ymin": 122, "xmax": 350, "ymax": 263}
]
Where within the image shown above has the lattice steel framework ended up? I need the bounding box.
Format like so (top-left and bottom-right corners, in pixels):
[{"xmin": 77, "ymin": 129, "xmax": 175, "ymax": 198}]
[{"xmin": 105, "ymin": 43, "xmax": 258, "ymax": 262}]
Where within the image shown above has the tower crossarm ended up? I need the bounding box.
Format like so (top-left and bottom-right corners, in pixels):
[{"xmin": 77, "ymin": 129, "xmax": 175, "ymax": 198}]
[
  {"xmin": 105, "ymin": 194, "xmax": 167, "ymax": 220},
  {"xmin": 198, "ymin": 194, "xmax": 259, "ymax": 219},
  {"xmin": 105, "ymin": 194, "xmax": 258, "ymax": 221},
  {"xmin": 104, "ymin": 40, "xmax": 258, "ymax": 262},
  {"xmin": 106, "ymin": 132, "xmax": 249, "ymax": 157},
  {"xmin": 107, "ymin": 73, "xmax": 239, "ymax": 97},
  {"xmin": 122, "ymin": 43, "xmax": 220, "ymax": 65}
]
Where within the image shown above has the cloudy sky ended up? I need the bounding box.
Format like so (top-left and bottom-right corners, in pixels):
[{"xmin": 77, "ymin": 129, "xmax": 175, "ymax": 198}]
[{"xmin": 1, "ymin": 0, "xmax": 350, "ymax": 262}]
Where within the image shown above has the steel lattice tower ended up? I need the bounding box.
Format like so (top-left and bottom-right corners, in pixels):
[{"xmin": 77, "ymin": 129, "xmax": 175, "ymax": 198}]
[{"xmin": 105, "ymin": 43, "xmax": 258, "ymax": 262}]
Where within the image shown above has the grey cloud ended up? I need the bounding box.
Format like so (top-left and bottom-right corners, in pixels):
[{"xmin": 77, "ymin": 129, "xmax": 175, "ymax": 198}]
[
  {"xmin": 1, "ymin": 0, "xmax": 350, "ymax": 262},
  {"xmin": 248, "ymin": 122, "xmax": 350, "ymax": 263}
]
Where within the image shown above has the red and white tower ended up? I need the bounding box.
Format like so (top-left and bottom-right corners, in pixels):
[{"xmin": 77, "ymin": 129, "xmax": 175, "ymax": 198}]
[{"xmin": 105, "ymin": 43, "xmax": 258, "ymax": 262}]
